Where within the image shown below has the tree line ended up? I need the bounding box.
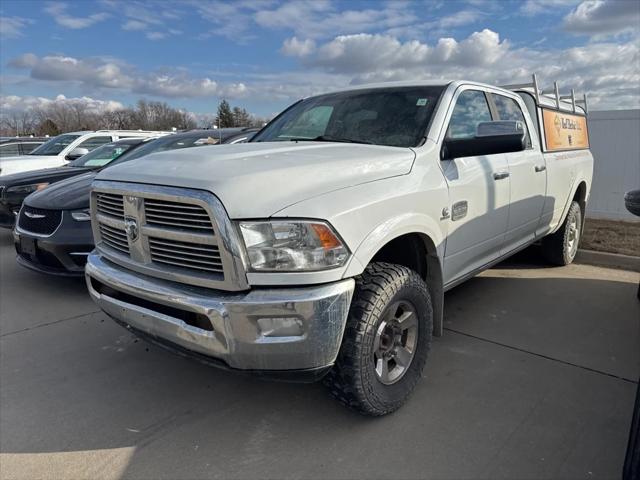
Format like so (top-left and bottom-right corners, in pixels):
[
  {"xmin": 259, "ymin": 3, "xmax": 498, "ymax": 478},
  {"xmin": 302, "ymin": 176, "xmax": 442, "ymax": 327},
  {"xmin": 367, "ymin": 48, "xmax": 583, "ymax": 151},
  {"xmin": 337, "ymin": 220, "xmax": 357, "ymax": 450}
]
[{"xmin": 0, "ymin": 99, "xmax": 268, "ymax": 137}]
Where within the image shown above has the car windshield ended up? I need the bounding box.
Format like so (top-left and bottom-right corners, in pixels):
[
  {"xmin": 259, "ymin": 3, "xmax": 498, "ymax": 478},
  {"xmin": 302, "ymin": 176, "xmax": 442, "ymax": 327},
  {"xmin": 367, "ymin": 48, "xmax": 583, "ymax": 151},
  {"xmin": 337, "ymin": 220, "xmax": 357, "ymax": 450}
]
[
  {"xmin": 29, "ymin": 134, "xmax": 81, "ymax": 156},
  {"xmin": 68, "ymin": 142, "xmax": 138, "ymax": 168},
  {"xmin": 252, "ymin": 86, "xmax": 445, "ymax": 148},
  {"xmin": 108, "ymin": 133, "xmax": 220, "ymax": 165}
]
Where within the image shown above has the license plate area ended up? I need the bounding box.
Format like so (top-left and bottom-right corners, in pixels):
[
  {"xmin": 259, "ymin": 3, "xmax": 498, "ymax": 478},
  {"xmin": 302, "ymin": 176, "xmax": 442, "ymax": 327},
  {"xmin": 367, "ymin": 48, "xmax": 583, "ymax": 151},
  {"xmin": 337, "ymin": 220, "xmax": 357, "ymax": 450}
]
[{"xmin": 20, "ymin": 236, "xmax": 37, "ymax": 256}]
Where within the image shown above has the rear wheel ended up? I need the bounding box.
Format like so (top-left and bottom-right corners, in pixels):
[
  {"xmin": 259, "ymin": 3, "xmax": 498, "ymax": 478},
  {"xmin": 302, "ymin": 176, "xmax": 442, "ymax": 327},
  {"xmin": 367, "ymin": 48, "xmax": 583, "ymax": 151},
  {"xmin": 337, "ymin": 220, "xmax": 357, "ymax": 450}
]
[
  {"xmin": 542, "ymin": 200, "xmax": 582, "ymax": 266},
  {"xmin": 324, "ymin": 262, "xmax": 432, "ymax": 416}
]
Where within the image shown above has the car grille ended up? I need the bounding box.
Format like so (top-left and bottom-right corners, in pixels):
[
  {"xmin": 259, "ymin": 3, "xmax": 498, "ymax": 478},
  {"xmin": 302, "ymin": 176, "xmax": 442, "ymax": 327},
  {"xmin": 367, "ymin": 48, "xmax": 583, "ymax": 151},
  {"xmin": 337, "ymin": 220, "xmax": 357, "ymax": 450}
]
[
  {"xmin": 96, "ymin": 192, "xmax": 125, "ymax": 220},
  {"xmin": 18, "ymin": 206, "xmax": 62, "ymax": 235},
  {"xmin": 91, "ymin": 183, "xmax": 248, "ymax": 290},
  {"xmin": 98, "ymin": 223, "xmax": 130, "ymax": 255},
  {"xmin": 144, "ymin": 199, "xmax": 214, "ymax": 232},
  {"xmin": 148, "ymin": 237, "xmax": 223, "ymax": 273}
]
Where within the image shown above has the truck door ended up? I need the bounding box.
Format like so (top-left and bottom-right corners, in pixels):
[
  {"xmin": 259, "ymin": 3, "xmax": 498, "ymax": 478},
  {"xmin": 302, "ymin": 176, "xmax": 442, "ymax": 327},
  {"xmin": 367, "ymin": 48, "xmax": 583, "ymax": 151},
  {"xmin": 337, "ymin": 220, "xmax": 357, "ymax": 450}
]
[
  {"xmin": 440, "ymin": 88, "xmax": 511, "ymax": 284},
  {"xmin": 491, "ymin": 93, "xmax": 547, "ymax": 252}
]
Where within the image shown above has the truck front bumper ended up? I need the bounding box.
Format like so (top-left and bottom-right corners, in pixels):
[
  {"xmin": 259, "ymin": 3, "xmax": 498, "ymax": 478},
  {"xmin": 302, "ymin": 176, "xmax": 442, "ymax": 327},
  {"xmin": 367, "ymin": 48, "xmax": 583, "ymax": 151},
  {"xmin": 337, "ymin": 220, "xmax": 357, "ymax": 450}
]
[{"xmin": 85, "ymin": 252, "xmax": 355, "ymax": 379}]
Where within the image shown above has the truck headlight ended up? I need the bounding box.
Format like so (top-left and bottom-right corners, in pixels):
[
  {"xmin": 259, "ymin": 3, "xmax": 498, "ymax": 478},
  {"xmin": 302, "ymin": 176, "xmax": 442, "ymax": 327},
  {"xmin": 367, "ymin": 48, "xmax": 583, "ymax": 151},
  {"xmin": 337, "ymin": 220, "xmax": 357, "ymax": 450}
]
[{"xmin": 239, "ymin": 220, "xmax": 349, "ymax": 272}]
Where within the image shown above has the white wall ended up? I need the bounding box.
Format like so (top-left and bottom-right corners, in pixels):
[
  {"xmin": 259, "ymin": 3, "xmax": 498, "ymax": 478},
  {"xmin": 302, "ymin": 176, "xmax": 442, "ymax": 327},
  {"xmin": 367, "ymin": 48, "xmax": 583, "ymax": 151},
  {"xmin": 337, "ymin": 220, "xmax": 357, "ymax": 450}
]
[{"xmin": 586, "ymin": 109, "xmax": 640, "ymax": 221}]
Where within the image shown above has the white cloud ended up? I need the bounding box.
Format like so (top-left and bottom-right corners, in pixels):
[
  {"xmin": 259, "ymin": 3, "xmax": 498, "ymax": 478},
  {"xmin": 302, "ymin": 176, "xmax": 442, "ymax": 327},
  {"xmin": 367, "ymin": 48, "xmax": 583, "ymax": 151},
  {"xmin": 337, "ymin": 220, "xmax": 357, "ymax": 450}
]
[
  {"xmin": 521, "ymin": 0, "xmax": 581, "ymax": 15},
  {"xmin": 281, "ymin": 37, "xmax": 316, "ymax": 57},
  {"xmin": 0, "ymin": 16, "xmax": 33, "ymax": 38},
  {"xmin": 0, "ymin": 93, "xmax": 125, "ymax": 114},
  {"xmin": 45, "ymin": 2, "xmax": 110, "ymax": 29},
  {"xmin": 283, "ymin": 29, "xmax": 639, "ymax": 110},
  {"xmin": 122, "ymin": 19, "xmax": 147, "ymax": 31},
  {"xmin": 6, "ymin": 53, "xmax": 250, "ymax": 99},
  {"xmin": 564, "ymin": 0, "xmax": 640, "ymax": 37},
  {"xmin": 254, "ymin": 1, "xmax": 416, "ymax": 39}
]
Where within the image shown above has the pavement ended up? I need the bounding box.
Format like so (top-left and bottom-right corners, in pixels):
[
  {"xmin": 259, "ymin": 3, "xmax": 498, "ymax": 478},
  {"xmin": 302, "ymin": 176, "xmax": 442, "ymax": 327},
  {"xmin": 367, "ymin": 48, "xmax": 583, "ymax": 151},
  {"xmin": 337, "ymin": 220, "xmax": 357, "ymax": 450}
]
[{"xmin": 1, "ymin": 228, "xmax": 638, "ymax": 480}]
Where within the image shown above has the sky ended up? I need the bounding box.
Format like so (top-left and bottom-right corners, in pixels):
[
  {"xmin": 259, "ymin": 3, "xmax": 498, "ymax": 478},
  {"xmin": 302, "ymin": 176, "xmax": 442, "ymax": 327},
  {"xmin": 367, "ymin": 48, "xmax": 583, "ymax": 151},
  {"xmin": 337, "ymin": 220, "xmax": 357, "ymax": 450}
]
[{"xmin": 0, "ymin": 0, "xmax": 639, "ymax": 120}]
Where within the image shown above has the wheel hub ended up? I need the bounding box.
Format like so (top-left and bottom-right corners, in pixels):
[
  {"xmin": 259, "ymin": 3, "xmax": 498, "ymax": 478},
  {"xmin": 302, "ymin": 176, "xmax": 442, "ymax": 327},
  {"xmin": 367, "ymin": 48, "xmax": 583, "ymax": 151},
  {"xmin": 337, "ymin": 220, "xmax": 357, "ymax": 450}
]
[{"xmin": 373, "ymin": 301, "xmax": 418, "ymax": 385}]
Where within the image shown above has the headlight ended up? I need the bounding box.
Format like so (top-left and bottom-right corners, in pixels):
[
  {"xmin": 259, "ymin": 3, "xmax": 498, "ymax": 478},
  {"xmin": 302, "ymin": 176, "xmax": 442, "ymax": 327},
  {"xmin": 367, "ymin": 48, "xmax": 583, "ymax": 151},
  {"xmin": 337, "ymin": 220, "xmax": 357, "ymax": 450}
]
[
  {"xmin": 71, "ymin": 209, "xmax": 91, "ymax": 221},
  {"xmin": 239, "ymin": 220, "xmax": 349, "ymax": 272},
  {"xmin": 6, "ymin": 183, "xmax": 49, "ymax": 196}
]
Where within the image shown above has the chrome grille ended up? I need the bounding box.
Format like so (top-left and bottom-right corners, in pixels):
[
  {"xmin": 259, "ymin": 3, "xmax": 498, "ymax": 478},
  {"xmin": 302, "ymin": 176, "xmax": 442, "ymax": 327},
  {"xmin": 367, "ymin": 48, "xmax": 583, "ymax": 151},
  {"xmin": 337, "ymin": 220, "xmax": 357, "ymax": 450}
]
[
  {"xmin": 96, "ymin": 193, "xmax": 125, "ymax": 220},
  {"xmin": 91, "ymin": 181, "xmax": 248, "ymax": 291},
  {"xmin": 98, "ymin": 223, "xmax": 129, "ymax": 255},
  {"xmin": 149, "ymin": 237, "xmax": 223, "ymax": 273},
  {"xmin": 144, "ymin": 199, "xmax": 213, "ymax": 232}
]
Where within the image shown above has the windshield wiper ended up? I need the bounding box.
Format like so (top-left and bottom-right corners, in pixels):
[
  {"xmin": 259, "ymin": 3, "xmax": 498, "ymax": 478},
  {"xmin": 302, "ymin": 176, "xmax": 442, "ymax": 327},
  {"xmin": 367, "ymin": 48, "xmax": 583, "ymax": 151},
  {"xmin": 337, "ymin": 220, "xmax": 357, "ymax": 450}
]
[{"xmin": 290, "ymin": 135, "xmax": 373, "ymax": 145}]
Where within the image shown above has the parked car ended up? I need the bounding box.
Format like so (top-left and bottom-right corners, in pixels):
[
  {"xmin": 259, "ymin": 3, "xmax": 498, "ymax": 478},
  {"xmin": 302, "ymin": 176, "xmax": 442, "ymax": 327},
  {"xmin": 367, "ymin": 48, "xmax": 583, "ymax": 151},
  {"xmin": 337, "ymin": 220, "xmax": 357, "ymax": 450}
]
[
  {"xmin": 13, "ymin": 129, "xmax": 243, "ymax": 275},
  {"xmin": 221, "ymin": 127, "xmax": 261, "ymax": 144},
  {"xmin": 0, "ymin": 137, "xmax": 153, "ymax": 228},
  {"xmin": 0, "ymin": 137, "xmax": 47, "ymax": 157},
  {"xmin": 83, "ymin": 76, "xmax": 593, "ymax": 415},
  {"xmin": 0, "ymin": 130, "xmax": 166, "ymax": 177}
]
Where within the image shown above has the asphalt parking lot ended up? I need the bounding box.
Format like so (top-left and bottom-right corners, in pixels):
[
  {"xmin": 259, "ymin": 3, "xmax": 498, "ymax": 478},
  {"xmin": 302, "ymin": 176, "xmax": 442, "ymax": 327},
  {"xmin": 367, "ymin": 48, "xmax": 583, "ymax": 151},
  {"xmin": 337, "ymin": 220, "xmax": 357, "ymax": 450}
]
[{"xmin": 1, "ymin": 229, "xmax": 638, "ymax": 480}]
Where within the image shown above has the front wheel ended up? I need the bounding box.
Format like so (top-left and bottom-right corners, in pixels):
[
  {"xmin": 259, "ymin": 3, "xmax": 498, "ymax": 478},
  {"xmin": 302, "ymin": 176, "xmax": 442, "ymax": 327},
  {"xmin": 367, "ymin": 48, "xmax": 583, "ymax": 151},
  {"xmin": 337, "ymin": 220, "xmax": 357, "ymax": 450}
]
[
  {"xmin": 541, "ymin": 200, "xmax": 582, "ymax": 266},
  {"xmin": 324, "ymin": 262, "xmax": 433, "ymax": 416}
]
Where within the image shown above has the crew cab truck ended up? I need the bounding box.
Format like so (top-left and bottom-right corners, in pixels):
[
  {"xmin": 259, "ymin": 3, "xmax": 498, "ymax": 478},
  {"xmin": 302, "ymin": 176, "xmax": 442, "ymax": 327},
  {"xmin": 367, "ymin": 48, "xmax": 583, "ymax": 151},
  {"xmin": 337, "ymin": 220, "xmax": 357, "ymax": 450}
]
[{"xmin": 85, "ymin": 75, "xmax": 593, "ymax": 415}]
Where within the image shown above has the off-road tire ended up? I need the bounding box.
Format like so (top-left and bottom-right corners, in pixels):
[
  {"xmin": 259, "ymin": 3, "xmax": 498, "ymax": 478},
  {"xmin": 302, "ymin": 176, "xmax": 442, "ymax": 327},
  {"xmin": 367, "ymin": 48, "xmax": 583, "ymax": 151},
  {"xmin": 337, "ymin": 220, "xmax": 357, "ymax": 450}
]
[
  {"xmin": 542, "ymin": 201, "xmax": 582, "ymax": 266},
  {"xmin": 324, "ymin": 262, "xmax": 433, "ymax": 416}
]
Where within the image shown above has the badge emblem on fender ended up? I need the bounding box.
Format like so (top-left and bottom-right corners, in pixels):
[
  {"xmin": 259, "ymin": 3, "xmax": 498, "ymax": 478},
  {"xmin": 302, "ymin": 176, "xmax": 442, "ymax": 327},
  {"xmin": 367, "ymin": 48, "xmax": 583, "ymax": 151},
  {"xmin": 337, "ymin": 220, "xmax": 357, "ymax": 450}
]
[{"xmin": 124, "ymin": 216, "xmax": 139, "ymax": 242}]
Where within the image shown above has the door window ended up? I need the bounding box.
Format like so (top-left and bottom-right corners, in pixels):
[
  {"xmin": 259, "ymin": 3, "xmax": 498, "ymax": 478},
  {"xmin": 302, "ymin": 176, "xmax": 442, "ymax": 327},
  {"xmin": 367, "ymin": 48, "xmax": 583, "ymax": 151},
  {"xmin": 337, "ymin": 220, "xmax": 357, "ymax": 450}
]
[
  {"xmin": 446, "ymin": 90, "xmax": 492, "ymax": 139},
  {"xmin": 0, "ymin": 143, "xmax": 21, "ymax": 157},
  {"xmin": 77, "ymin": 136, "xmax": 112, "ymax": 152},
  {"xmin": 493, "ymin": 94, "xmax": 532, "ymax": 147},
  {"xmin": 20, "ymin": 142, "xmax": 42, "ymax": 154}
]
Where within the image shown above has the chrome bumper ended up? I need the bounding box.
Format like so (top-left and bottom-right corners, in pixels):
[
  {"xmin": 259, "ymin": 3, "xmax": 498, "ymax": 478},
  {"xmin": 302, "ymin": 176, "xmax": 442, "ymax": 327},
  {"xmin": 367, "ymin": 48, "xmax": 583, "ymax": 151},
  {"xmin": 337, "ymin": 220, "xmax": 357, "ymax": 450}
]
[{"xmin": 85, "ymin": 252, "xmax": 354, "ymax": 372}]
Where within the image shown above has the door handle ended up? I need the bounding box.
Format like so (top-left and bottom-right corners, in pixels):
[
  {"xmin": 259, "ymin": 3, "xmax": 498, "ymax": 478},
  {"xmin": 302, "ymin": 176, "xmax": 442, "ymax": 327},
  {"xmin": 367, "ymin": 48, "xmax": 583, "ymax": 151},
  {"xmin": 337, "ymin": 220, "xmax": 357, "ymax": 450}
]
[
  {"xmin": 535, "ymin": 165, "xmax": 546, "ymax": 172},
  {"xmin": 493, "ymin": 171, "xmax": 510, "ymax": 180}
]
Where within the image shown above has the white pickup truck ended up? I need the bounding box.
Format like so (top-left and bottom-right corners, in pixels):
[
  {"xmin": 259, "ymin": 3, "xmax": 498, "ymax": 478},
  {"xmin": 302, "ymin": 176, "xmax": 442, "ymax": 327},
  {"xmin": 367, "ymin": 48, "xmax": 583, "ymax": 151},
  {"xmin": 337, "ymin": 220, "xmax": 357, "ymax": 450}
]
[{"xmin": 85, "ymin": 76, "xmax": 593, "ymax": 415}]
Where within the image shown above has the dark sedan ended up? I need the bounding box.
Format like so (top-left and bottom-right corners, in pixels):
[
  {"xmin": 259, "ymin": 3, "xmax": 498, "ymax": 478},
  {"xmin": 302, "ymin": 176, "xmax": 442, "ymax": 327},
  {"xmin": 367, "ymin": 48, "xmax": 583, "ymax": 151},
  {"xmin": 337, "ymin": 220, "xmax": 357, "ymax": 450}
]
[
  {"xmin": 13, "ymin": 129, "xmax": 244, "ymax": 276},
  {"xmin": 0, "ymin": 137, "xmax": 149, "ymax": 228}
]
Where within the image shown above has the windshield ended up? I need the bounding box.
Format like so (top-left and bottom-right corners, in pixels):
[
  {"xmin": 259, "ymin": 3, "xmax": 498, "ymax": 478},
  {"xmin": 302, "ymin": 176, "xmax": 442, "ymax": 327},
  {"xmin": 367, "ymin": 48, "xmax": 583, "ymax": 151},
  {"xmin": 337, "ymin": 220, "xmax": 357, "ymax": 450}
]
[
  {"xmin": 252, "ymin": 86, "xmax": 445, "ymax": 148},
  {"xmin": 108, "ymin": 133, "xmax": 219, "ymax": 165},
  {"xmin": 29, "ymin": 134, "xmax": 81, "ymax": 156},
  {"xmin": 68, "ymin": 142, "xmax": 138, "ymax": 168}
]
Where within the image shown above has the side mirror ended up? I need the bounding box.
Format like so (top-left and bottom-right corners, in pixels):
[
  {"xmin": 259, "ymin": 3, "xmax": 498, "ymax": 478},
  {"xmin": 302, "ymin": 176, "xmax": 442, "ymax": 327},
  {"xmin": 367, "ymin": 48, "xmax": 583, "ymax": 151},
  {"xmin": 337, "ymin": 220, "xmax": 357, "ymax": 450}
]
[
  {"xmin": 441, "ymin": 120, "xmax": 526, "ymax": 160},
  {"xmin": 65, "ymin": 147, "xmax": 89, "ymax": 160}
]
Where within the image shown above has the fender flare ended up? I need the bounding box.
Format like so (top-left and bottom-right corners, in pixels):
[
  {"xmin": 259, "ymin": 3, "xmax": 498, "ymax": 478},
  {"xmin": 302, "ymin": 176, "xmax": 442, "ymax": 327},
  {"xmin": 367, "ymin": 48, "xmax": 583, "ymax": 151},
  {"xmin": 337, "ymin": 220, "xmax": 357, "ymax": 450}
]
[{"xmin": 343, "ymin": 212, "xmax": 446, "ymax": 337}]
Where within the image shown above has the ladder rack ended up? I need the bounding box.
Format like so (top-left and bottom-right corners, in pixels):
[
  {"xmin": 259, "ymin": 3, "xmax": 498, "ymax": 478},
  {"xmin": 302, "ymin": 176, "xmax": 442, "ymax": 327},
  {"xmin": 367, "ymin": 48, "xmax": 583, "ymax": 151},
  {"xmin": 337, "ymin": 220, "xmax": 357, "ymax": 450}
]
[{"xmin": 501, "ymin": 73, "xmax": 588, "ymax": 114}]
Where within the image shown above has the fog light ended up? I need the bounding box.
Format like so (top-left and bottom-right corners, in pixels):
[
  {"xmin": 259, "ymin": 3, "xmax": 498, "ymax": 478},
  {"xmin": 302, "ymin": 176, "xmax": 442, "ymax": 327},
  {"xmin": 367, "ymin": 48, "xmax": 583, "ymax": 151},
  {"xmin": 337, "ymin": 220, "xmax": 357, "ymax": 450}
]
[{"xmin": 257, "ymin": 317, "xmax": 304, "ymax": 337}]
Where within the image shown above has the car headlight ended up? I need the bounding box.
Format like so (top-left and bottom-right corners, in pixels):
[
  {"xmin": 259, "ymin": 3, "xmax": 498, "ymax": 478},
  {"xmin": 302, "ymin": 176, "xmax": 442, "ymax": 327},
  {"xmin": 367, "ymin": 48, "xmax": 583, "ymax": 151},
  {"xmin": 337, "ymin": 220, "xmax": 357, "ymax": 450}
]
[
  {"xmin": 71, "ymin": 209, "xmax": 91, "ymax": 221},
  {"xmin": 6, "ymin": 183, "xmax": 49, "ymax": 196},
  {"xmin": 239, "ymin": 220, "xmax": 349, "ymax": 272}
]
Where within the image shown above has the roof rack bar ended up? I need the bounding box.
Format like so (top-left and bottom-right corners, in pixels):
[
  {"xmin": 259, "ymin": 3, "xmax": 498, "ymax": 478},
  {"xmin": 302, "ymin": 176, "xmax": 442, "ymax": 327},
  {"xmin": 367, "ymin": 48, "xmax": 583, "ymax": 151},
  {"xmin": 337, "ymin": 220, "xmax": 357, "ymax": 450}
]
[
  {"xmin": 500, "ymin": 72, "xmax": 587, "ymax": 113},
  {"xmin": 532, "ymin": 73, "xmax": 540, "ymax": 104}
]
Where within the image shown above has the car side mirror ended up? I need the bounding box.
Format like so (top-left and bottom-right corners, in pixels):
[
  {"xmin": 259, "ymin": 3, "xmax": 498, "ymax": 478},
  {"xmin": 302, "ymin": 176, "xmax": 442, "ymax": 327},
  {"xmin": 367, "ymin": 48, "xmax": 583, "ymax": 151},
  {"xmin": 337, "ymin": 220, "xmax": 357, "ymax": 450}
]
[
  {"xmin": 441, "ymin": 120, "xmax": 526, "ymax": 160},
  {"xmin": 65, "ymin": 147, "xmax": 89, "ymax": 160}
]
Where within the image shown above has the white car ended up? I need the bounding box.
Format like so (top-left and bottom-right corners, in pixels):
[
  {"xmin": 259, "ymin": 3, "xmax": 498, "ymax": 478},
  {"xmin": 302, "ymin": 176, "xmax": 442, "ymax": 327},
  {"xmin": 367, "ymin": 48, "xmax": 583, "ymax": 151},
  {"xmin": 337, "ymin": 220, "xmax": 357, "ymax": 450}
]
[
  {"xmin": 83, "ymin": 75, "xmax": 593, "ymax": 415},
  {"xmin": 0, "ymin": 130, "xmax": 168, "ymax": 177}
]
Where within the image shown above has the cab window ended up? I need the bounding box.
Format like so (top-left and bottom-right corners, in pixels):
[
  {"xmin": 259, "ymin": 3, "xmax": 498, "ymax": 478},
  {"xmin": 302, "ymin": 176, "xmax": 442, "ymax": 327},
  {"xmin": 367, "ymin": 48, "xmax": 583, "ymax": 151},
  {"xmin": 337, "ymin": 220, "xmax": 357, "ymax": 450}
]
[
  {"xmin": 493, "ymin": 94, "xmax": 532, "ymax": 147},
  {"xmin": 77, "ymin": 136, "xmax": 112, "ymax": 151},
  {"xmin": 0, "ymin": 143, "xmax": 20, "ymax": 157},
  {"xmin": 446, "ymin": 90, "xmax": 492, "ymax": 139}
]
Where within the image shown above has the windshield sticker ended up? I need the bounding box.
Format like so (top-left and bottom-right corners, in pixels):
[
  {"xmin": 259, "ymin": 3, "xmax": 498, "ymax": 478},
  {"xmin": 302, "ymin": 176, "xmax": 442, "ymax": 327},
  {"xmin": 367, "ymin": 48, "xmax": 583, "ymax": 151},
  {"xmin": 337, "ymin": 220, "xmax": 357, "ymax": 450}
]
[{"xmin": 416, "ymin": 98, "xmax": 428, "ymax": 106}]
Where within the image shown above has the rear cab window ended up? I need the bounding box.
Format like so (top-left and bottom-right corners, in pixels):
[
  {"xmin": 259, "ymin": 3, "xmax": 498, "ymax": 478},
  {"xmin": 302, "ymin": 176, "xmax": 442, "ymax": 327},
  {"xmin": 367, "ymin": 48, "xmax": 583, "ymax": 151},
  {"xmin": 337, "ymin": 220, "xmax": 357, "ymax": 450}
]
[
  {"xmin": 492, "ymin": 94, "xmax": 532, "ymax": 148},
  {"xmin": 446, "ymin": 90, "xmax": 493, "ymax": 139}
]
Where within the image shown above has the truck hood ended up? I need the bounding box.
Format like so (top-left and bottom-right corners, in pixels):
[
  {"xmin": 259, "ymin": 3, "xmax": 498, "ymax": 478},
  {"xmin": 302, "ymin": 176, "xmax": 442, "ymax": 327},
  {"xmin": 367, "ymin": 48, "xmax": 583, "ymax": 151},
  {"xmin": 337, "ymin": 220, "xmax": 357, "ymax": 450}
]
[{"xmin": 95, "ymin": 142, "xmax": 415, "ymax": 218}]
